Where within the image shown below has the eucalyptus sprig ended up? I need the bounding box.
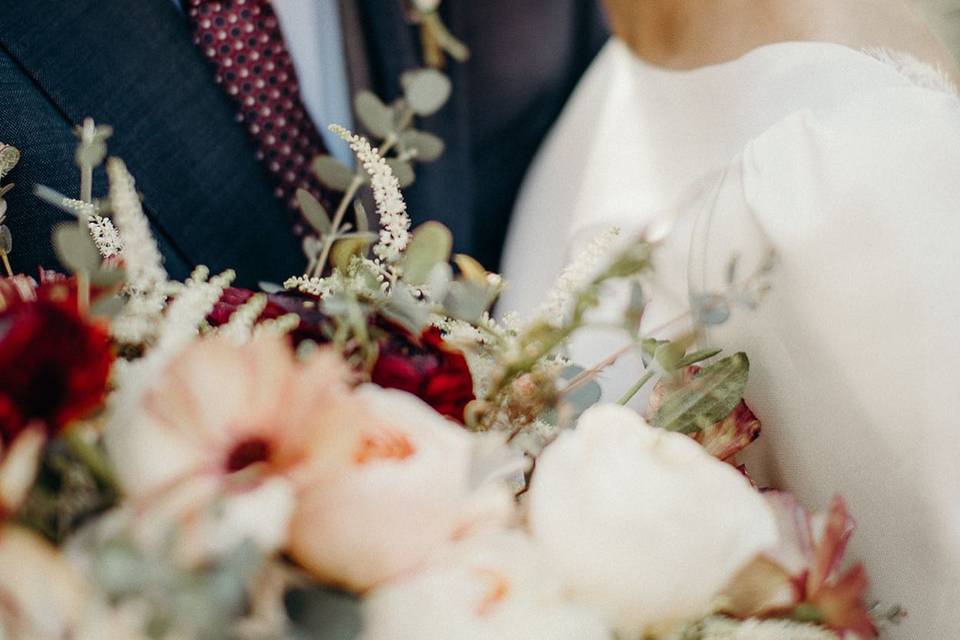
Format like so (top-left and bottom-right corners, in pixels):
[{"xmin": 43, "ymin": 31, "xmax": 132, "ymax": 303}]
[
  {"xmin": 0, "ymin": 142, "xmax": 21, "ymax": 277},
  {"xmin": 299, "ymin": 69, "xmax": 453, "ymax": 279}
]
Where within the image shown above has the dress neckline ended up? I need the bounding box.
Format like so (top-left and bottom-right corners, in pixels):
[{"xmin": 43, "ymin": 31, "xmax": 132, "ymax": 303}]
[{"xmin": 617, "ymin": 37, "xmax": 956, "ymax": 94}]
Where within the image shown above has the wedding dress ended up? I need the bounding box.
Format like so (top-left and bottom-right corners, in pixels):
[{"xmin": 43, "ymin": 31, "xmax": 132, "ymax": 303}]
[{"xmin": 500, "ymin": 39, "xmax": 960, "ymax": 637}]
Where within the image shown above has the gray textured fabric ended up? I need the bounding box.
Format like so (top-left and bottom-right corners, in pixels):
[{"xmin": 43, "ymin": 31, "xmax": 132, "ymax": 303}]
[{"xmin": 0, "ymin": 0, "xmax": 607, "ymax": 278}]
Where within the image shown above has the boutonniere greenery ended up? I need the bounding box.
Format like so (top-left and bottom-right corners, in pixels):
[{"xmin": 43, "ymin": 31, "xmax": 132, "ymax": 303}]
[{"xmin": 408, "ymin": 0, "xmax": 470, "ymax": 68}]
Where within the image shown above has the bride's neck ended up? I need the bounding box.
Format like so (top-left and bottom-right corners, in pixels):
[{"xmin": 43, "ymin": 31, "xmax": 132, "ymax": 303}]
[
  {"xmin": 610, "ymin": 1, "xmax": 803, "ymax": 69},
  {"xmin": 607, "ymin": 0, "xmax": 960, "ymax": 75}
]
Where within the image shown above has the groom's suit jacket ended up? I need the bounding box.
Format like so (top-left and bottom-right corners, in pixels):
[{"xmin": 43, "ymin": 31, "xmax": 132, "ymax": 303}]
[{"xmin": 0, "ymin": 0, "xmax": 606, "ymax": 286}]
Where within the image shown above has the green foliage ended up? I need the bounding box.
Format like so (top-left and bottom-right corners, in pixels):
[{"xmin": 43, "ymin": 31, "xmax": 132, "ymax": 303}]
[
  {"xmin": 311, "ymin": 156, "xmax": 357, "ymax": 192},
  {"xmin": 296, "ymin": 189, "xmax": 333, "ymax": 235},
  {"xmin": 651, "ymin": 352, "xmax": 750, "ymax": 434},
  {"xmin": 53, "ymin": 223, "xmax": 101, "ymax": 272},
  {"xmin": 401, "ymin": 69, "xmax": 452, "ymax": 116},
  {"xmin": 354, "ymin": 91, "xmax": 394, "ymax": 139},
  {"xmin": 401, "ymin": 221, "xmax": 453, "ymax": 286}
]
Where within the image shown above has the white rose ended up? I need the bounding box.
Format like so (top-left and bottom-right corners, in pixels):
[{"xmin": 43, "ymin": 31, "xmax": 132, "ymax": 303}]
[
  {"xmin": 528, "ymin": 405, "xmax": 777, "ymax": 636},
  {"xmin": 361, "ymin": 530, "xmax": 611, "ymax": 640}
]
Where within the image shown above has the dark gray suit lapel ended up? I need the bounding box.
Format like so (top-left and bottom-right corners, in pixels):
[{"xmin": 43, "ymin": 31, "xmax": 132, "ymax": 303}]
[{"xmin": 0, "ymin": 0, "xmax": 305, "ymax": 284}]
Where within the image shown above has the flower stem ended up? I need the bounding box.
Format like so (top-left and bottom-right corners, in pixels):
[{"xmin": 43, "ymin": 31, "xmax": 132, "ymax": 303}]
[
  {"xmin": 617, "ymin": 370, "xmax": 655, "ymax": 406},
  {"xmin": 312, "ymin": 175, "xmax": 365, "ymax": 278},
  {"xmin": 0, "ymin": 251, "xmax": 12, "ymax": 278},
  {"xmin": 64, "ymin": 426, "xmax": 117, "ymax": 492}
]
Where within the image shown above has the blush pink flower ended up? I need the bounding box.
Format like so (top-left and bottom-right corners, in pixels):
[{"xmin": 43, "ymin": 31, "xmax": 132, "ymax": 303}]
[
  {"xmin": 106, "ymin": 335, "xmax": 356, "ymax": 560},
  {"xmin": 288, "ymin": 386, "xmax": 516, "ymax": 593},
  {"xmin": 722, "ymin": 492, "xmax": 878, "ymax": 639}
]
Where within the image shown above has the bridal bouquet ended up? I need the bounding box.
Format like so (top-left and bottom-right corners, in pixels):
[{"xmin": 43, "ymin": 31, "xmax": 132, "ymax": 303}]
[{"xmin": 0, "ymin": 58, "xmax": 901, "ymax": 640}]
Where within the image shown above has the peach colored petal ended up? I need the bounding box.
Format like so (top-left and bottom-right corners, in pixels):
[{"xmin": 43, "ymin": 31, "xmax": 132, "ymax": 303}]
[{"xmin": 0, "ymin": 424, "xmax": 44, "ymax": 515}]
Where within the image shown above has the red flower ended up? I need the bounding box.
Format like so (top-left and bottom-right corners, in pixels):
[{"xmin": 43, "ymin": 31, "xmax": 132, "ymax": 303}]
[
  {"xmin": 0, "ymin": 286, "xmax": 113, "ymax": 445},
  {"xmin": 371, "ymin": 326, "xmax": 475, "ymax": 422},
  {"xmin": 723, "ymin": 493, "xmax": 878, "ymax": 638},
  {"xmin": 208, "ymin": 287, "xmax": 333, "ymax": 344}
]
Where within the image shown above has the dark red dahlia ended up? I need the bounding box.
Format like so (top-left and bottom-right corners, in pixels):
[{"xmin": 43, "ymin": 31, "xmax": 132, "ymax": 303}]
[
  {"xmin": 0, "ymin": 291, "xmax": 113, "ymax": 444},
  {"xmin": 208, "ymin": 287, "xmax": 333, "ymax": 345},
  {"xmin": 371, "ymin": 326, "xmax": 475, "ymax": 422}
]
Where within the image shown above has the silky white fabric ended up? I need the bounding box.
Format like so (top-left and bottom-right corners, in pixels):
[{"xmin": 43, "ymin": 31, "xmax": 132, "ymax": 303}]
[{"xmin": 501, "ymin": 38, "xmax": 960, "ymax": 637}]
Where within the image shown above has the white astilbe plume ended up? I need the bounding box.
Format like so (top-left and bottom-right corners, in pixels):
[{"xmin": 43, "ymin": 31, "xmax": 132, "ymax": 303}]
[
  {"xmin": 329, "ymin": 125, "xmax": 410, "ymax": 264},
  {"xmin": 254, "ymin": 313, "xmax": 300, "ymax": 338},
  {"xmin": 152, "ymin": 266, "xmax": 234, "ymax": 358},
  {"xmin": 537, "ymin": 225, "xmax": 620, "ymax": 325},
  {"xmin": 217, "ymin": 292, "xmax": 267, "ymax": 344},
  {"xmin": 87, "ymin": 215, "xmax": 123, "ymax": 258},
  {"xmin": 107, "ymin": 158, "xmax": 168, "ymax": 343},
  {"xmin": 109, "ymin": 267, "xmax": 236, "ymax": 443}
]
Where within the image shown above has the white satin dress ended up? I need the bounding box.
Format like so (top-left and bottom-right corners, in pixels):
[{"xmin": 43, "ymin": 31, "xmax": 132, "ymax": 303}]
[{"xmin": 500, "ymin": 39, "xmax": 960, "ymax": 637}]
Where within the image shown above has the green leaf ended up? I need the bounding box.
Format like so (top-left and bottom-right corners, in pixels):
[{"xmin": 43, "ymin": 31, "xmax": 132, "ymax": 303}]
[
  {"xmin": 453, "ymin": 254, "xmax": 489, "ymax": 285},
  {"xmin": 354, "ymin": 91, "xmax": 394, "ymax": 139},
  {"xmin": 330, "ymin": 236, "xmax": 371, "ymax": 271},
  {"xmin": 286, "ymin": 586, "xmax": 362, "ymax": 640},
  {"xmin": 312, "ymin": 155, "xmax": 357, "ymax": 191},
  {"xmin": 399, "ymin": 129, "xmax": 445, "ymax": 162},
  {"xmin": 651, "ymin": 352, "xmax": 750, "ymax": 434},
  {"xmin": 296, "ymin": 189, "xmax": 332, "ymax": 235},
  {"xmin": 401, "ymin": 69, "xmax": 452, "ymax": 116},
  {"xmin": 444, "ymin": 280, "xmax": 497, "ymax": 323},
  {"xmin": 90, "ymin": 293, "xmax": 125, "ymax": 318},
  {"xmin": 0, "ymin": 225, "xmax": 12, "ymax": 253},
  {"xmin": 692, "ymin": 293, "xmax": 731, "ymax": 326},
  {"xmin": 556, "ymin": 365, "xmax": 602, "ymax": 423},
  {"xmin": 382, "ymin": 283, "xmax": 431, "ymax": 334},
  {"xmin": 676, "ymin": 347, "xmax": 724, "ymax": 369},
  {"xmin": 386, "ymin": 158, "xmax": 415, "ymax": 188},
  {"xmin": 353, "ymin": 200, "xmax": 369, "ymax": 233},
  {"xmin": 53, "ymin": 223, "xmax": 101, "ymax": 273},
  {"xmin": 654, "ymin": 339, "xmax": 689, "ymax": 372},
  {"xmin": 88, "ymin": 266, "xmax": 126, "ymax": 287},
  {"xmin": 401, "ymin": 221, "xmax": 453, "ymax": 286}
]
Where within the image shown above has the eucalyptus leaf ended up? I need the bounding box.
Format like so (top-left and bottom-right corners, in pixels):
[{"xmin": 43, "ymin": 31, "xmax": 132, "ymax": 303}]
[
  {"xmin": 399, "ymin": 129, "xmax": 445, "ymax": 162},
  {"xmin": 425, "ymin": 262, "xmax": 453, "ymax": 301},
  {"xmin": 401, "ymin": 221, "xmax": 453, "ymax": 285},
  {"xmin": 286, "ymin": 586, "xmax": 362, "ymax": 640},
  {"xmin": 88, "ymin": 266, "xmax": 126, "ymax": 288},
  {"xmin": 75, "ymin": 142, "xmax": 107, "ymax": 169},
  {"xmin": 0, "ymin": 225, "xmax": 12, "ymax": 253},
  {"xmin": 401, "ymin": 69, "xmax": 452, "ymax": 116},
  {"xmin": 382, "ymin": 283, "xmax": 431, "ymax": 334},
  {"xmin": 330, "ymin": 236, "xmax": 370, "ymax": 271},
  {"xmin": 675, "ymin": 347, "xmax": 724, "ymax": 369},
  {"xmin": 53, "ymin": 223, "xmax": 101, "ymax": 273},
  {"xmin": 453, "ymin": 254, "xmax": 488, "ymax": 285},
  {"xmin": 312, "ymin": 155, "xmax": 357, "ymax": 191},
  {"xmin": 258, "ymin": 281, "xmax": 283, "ymax": 294},
  {"xmin": 652, "ymin": 352, "xmax": 750, "ymax": 434},
  {"xmin": 557, "ymin": 365, "xmax": 602, "ymax": 424},
  {"xmin": 692, "ymin": 293, "xmax": 731, "ymax": 326},
  {"xmin": 296, "ymin": 189, "xmax": 332, "ymax": 235},
  {"xmin": 444, "ymin": 279, "xmax": 496, "ymax": 323},
  {"xmin": 624, "ymin": 282, "xmax": 646, "ymax": 335},
  {"xmin": 354, "ymin": 91, "xmax": 395, "ymax": 139},
  {"xmin": 90, "ymin": 293, "xmax": 125, "ymax": 318},
  {"xmin": 353, "ymin": 200, "xmax": 369, "ymax": 233},
  {"xmin": 386, "ymin": 158, "xmax": 415, "ymax": 188}
]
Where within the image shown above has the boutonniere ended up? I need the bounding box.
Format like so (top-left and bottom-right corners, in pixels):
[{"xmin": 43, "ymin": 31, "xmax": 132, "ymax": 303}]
[
  {"xmin": 0, "ymin": 143, "xmax": 20, "ymax": 277},
  {"xmin": 408, "ymin": 0, "xmax": 470, "ymax": 69}
]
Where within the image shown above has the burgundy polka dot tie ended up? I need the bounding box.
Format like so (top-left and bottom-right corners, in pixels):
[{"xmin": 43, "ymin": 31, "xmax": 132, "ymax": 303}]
[{"xmin": 187, "ymin": 0, "xmax": 332, "ymax": 229}]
